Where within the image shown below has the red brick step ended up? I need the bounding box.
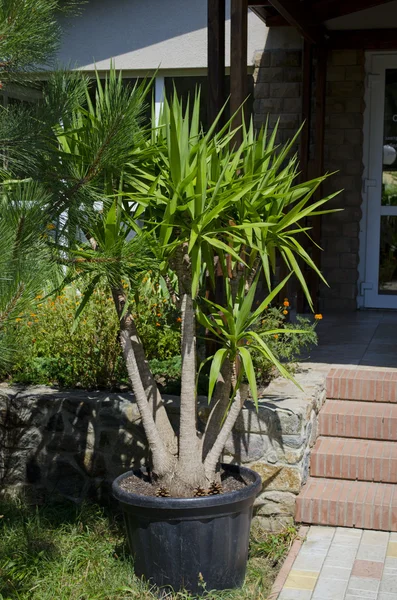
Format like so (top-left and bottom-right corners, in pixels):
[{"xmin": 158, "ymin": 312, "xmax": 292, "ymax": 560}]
[
  {"xmin": 326, "ymin": 368, "xmax": 397, "ymax": 402},
  {"xmin": 296, "ymin": 477, "xmax": 397, "ymax": 531},
  {"xmin": 319, "ymin": 400, "xmax": 397, "ymax": 441},
  {"xmin": 311, "ymin": 436, "xmax": 397, "ymax": 483}
]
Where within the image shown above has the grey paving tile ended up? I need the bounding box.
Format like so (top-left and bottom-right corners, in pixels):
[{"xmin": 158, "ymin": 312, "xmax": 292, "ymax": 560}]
[
  {"xmin": 380, "ymin": 573, "xmax": 397, "ymax": 595},
  {"xmin": 319, "ymin": 565, "xmax": 351, "ymax": 581},
  {"xmin": 346, "ymin": 593, "xmax": 377, "ymax": 600},
  {"xmin": 307, "ymin": 526, "xmax": 336, "ymax": 540},
  {"xmin": 377, "ymin": 594, "xmax": 397, "ymax": 600},
  {"xmin": 347, "ymin": 576, "xmax": 380, "ymax": 593},
  {"xmin": 361, "ymin": 531, "xmax": 390, "ymax": 546},
  {"xmin": 384, "ymin": 557, "xmax": 397, "ymax": 571},
  {"xmin": 356, "ymin": 544, "xmax": 388, "ymax": 562},
  {"xmin": 323, "ymin": 545, "xmax": 358, "ymax": 568},
  {"xmin": 312, "ymin": 577, "xmax": 348, "ymax": 599},
  {"xmin": 335, "ymin": 527, "xmax": 363, "ymax": 538},
  {"xmin": 293, "ymin": 553, "xmax": 327, "ymax": 572},
  {"xmin": 345, "ymin": 595, "xmax": 375, "ymax": 600}
]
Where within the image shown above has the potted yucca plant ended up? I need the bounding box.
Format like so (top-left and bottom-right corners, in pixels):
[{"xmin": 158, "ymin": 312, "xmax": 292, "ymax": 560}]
[{"xmin": 51, "ymin": 76, "xmax": 335, "ymax": 594}]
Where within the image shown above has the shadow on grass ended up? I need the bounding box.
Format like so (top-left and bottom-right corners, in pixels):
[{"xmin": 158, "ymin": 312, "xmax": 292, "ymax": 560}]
[{"xmin": 0, "ymin": 497, "xmax": 293, "ymax": 600}]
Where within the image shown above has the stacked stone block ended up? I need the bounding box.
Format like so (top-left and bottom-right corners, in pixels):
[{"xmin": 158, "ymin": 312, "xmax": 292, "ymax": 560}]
[
  {"xmin": 321, "ymin": 49, "xmax": 365, "ymax": 312},
  {"xmin": 253, "ymin": 49, "xmax": 302, "ymax": 147},
  {"xmin": 253, "ymin": 47, "xmax": 365, "ymax": 312},
  {"xmin": 0, "ymin": 370, "xmax": 324, "ymax": 531}
]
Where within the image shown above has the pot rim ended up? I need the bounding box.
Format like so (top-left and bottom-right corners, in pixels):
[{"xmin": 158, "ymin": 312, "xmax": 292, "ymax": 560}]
[{"xmin": 112, "ymin": 463, "xmax": 262, "ymax": 510}]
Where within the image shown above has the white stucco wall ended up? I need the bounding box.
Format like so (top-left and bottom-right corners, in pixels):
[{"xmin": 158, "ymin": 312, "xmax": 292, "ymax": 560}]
[{"xmin": 56, "ymin": 0, "xmax": 302, "ymax": 74}]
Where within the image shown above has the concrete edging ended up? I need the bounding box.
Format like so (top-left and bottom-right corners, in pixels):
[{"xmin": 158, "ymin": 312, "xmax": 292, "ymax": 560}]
[{"xmin": 268, "ymin": 525, "xmax": 310, "ymax": 600}]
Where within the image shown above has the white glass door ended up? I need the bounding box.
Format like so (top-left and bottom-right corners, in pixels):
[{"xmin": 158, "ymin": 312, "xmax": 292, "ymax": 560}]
[{"xmin": 364, "ymin": 54, "xmax": 397, "ymax": 309}]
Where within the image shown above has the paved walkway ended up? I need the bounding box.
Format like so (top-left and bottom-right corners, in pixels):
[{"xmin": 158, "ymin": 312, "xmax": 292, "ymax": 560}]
[
  {"xmin": 278, "ymin": 526, "xmax": 397, "ymax": 600},
  {"xmin": 305, "ymin": 311, "xmax": 397, "ymax": 369}
]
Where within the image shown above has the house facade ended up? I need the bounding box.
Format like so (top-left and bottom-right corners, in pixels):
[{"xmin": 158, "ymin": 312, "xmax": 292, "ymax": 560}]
[{"xmin": 56, "ymin": 0, "xmax": 397, "ymax": 313}]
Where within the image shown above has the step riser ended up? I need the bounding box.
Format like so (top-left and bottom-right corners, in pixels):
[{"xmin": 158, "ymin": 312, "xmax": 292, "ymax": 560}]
[
  {"xmin": 296, "ymin": 479, "xmax": 397, "ymax": 532},
  {"xmin": 311, "ymin": 446, "xmax": 397, "ymax": 484},
  {"xmin": 318, "ymin": 400, "xmax": 397, "ymax": 441},
  {"xmin": 326, "ymin": 368, "xmax": 397, "ymax": 402}
]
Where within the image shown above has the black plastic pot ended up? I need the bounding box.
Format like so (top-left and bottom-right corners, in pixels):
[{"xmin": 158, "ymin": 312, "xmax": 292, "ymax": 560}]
[{"xmin": 112, "ymin": 464, "xmax": 261, "ymax": 595}]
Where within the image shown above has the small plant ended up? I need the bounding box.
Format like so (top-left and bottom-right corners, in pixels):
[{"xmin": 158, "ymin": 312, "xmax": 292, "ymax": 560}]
[
  {"xmin": 250, "ymin": 524, "xmax": 297, "ymax": 567},
  {"xmin": 249, "ymin": 308, "xmax": 318, "ymax": 386}
]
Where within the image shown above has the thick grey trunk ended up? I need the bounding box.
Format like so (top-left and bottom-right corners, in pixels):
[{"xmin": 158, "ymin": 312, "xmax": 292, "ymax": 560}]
[
  {"xmin": 176, "ymin": 292, "xmax": 204, "ymax": 486},
  {"xmin": 119, "ymin": 327, "xmax": 176, "ymax": 477},
  {"xmin": 204, "ymin": 360, "xmax": 243, "ymax": 482},
  {"xmin": 112, "ymin": 288, "xmax": 177, "ymax": 455}
]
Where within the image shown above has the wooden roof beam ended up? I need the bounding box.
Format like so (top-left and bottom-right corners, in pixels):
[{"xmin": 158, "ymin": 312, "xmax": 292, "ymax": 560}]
[
  {"xmin": 330, "ymin": 28, "xmax": 397, "ymax": 50},
  {"xmin": 267, "ymin": 0, "xmax": 327, "ymax": 43},
  {"xmin": 249, "ymin": 6, "xmax": 271, "ymax": 24},
  {"xmin": 313, "ymin": 0, "xmax": 396, "ymax": 23}
]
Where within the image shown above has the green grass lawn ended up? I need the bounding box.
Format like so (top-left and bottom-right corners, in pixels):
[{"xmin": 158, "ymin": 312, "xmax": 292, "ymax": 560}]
[{"xmin": 0, "ymin": 498, "xmax": 295, "ymax": 600}]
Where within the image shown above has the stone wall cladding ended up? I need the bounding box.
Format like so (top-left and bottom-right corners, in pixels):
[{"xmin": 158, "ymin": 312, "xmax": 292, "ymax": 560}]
[
  {"xmin": 253, "ymin": 49, "xmax": 302, "ymax": 147},
  {"xmin": 253, "ymin": 48, "xmax": 365, "ymax": 312},
  {"xmin": 0, "ymin": 370, "xmax": 325, "ymax": 531},
  {"xmin": 223, "ymin": 370, "xmax": 325, "ymax": 531},
  {"xmin": 321, "ymin": 49, "xmax": 365, "ymax": 312}
]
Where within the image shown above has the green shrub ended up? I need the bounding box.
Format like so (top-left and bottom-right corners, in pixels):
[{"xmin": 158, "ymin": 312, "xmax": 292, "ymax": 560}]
[
  {"xmin": 1, "ymin": 282, "xmax": 316, "ymax": 392},
  {"xmin": 2, "ymin": 281, "xmax": 181, "ymax": 389},
  {"xmin": 249, "ymin": 305, "xmax": 318, "ymax": 386}
]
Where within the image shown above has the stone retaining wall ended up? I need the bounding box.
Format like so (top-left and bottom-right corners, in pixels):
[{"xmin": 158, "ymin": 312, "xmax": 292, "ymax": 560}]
[{"xmin": 0, "ymin": 369, "xmax": 324, "ymax": 530}]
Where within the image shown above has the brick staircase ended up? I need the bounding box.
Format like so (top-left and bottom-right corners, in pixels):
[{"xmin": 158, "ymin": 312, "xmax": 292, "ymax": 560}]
[{"xmin": 296, "ymin": 368, "xmax": 397, "ymax": 531}]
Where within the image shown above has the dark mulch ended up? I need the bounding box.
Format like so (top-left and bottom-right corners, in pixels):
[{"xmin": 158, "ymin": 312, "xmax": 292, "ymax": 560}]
[{"xmin": 119, "ymin": 468, "xmax": 248, "ymax": 498}]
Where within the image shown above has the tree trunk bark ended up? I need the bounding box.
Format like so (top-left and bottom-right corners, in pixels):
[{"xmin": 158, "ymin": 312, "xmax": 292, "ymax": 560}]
[
  {"xmin": 111, "ymin": 287, "xmax": 177, "ymax": 455},
  {"xmin": 119, "ymin": 324, "xmax": 176, "ymax": 477},
  {"xmin": 176, "ymin": 292, "xmax": 205, "ymax": 487},
  {"xmin": 201, "ymin": 358, "xmax": 232, "ymax": 461},
  {"xmin": 204, "ymin": 360, "xmax": 244, "ymax": 482}
]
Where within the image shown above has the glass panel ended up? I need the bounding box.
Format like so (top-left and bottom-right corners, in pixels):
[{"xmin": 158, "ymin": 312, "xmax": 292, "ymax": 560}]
[
  {"xmin": 379, "ymin": 216, "xmax": 397, "ymax": 294},
  {"xmin": 383, "ymin": 69, "xmax": 397, "ymax": 206},
  {"xmin": 379, "ymin": 71, "xmax": 397, "ymax": 295}
]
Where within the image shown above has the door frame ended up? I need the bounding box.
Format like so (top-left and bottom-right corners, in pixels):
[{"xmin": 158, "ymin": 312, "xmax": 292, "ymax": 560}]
[{"xmin": 359, "ymin": 51, "xmax": 397, "ymax": 309}]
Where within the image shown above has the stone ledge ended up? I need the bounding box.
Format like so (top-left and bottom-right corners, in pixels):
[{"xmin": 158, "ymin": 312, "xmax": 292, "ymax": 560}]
[{"xmin": 0, "ymin": 368, "xmax": 325, "ymax": 530}]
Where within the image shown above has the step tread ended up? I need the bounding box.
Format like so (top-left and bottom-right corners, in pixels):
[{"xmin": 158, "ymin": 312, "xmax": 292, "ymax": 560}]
[
  {"xmin": 311, "ymin": 436, "xmax": 397, "ymax": 482},
  {"xmin": 296, "ymin": 477, "xmax": 397, "ymax": 531},
  {"xmin": 326, "ymin": 368, "xmax": 397, "ymax": 402},
  {"xmin": 319, "ymin": 399, "xmax": 397, "ymax": 440}
]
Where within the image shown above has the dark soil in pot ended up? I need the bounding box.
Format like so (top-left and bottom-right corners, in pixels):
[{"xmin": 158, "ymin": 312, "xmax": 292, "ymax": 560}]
[{"xmin": 112, "ymin": 464, "xmax": 262, "ymax": 596}]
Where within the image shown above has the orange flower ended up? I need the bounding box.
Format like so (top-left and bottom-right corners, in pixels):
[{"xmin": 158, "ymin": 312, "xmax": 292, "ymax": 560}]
[
  {"xmin": 30, "ymin": 313, "xmax": 36, "ymax": 317},
  {"xmin": 274, "ymin": 334, "xmax": 279, "ymax": 339},
  {"xmin": 314, "ymin": 313, "xmax": 323, "ymax": 320},
  {"xmin": 282, "ymin": 310, "xmax": 288, "ymax": 316},
  {"xmin": 15, "ymin": 318, "xmax": 22, "ymax": 323},
  {"xmin": 283, "ymin": 300, "xmax": 290, "ymax": 307},
  {"xmin": 46, "ymin": 223, "xmax": 56, "ymax": 230},
  {"xmin": 157, "ymin": 313, "xmax": 161, "ymax": 317},
  {"xmin": 156, "ymin": 322, "xmax": 161, "ymax": 327},
  {"xmin": 176, "ymin": 317, "xmax": 182, "ymax": 323},
  {"xmin": 27, "ymin": 321, "xmax": 33, "ymax": 326}
]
